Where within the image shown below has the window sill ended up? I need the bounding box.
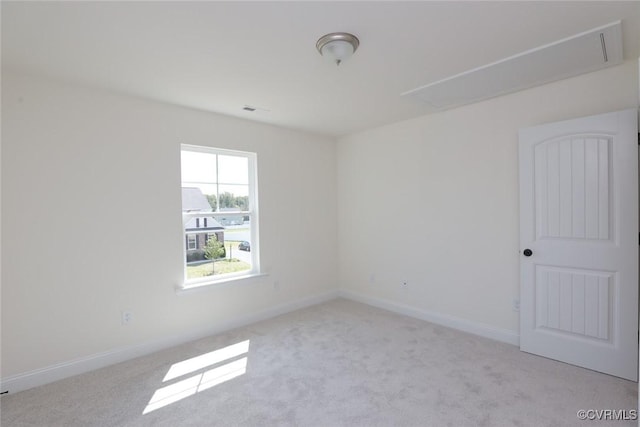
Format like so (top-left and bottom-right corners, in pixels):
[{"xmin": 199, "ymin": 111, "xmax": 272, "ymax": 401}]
[{"xmin": 176, "ymin": 272, "xmax": 268, "ymax": 295}]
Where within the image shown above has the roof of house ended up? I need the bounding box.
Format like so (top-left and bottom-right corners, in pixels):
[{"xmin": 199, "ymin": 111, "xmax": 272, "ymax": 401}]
[
  {"xmin": 182, "ymin": 187, "xmax": 224, "ymax": 231},
  {"xmin": 185, "ymin": 217, "xmax": 224, "ymax": 232},
  {"xmin": 182, "ymin": 187, "xmax": 213, "ymax": 212}
]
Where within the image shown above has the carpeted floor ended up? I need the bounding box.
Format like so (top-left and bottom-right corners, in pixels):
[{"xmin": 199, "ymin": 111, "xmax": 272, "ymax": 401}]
[{"xmin": 1, "ymin": 298, "xmax": 637, "ymax": 426}]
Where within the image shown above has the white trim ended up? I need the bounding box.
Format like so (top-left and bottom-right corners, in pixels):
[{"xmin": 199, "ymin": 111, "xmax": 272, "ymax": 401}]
[
  {"xmin": 0, "ymin": 290, "xmax": 339, "ymax": 394},
  {"xmin": 338, "ymin": 289, "xmax": 520, "ymax": 346},
  {"xmin": 183, "ymin": 211, "xmax": 250, "ymax": 218},
  {"xmin": 176, "ymin": 272, "xmax": 269, "ymax": 294}
]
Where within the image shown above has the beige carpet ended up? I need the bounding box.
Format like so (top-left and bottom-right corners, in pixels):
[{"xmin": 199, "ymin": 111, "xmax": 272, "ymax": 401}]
[{"xmin": 1, "ymin": 299, "xmax": 637, "ymax": 426}]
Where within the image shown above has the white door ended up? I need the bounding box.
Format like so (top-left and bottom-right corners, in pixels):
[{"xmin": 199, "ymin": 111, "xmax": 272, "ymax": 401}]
[{"xmin": 519, "ymin": 108, "xmax": 638, "ymax": 381}]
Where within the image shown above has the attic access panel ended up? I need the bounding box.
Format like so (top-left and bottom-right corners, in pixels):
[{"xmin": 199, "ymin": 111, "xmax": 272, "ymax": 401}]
[{"xmin": 402, "ymin": 21, "xmax": 623, "ymax": 110}]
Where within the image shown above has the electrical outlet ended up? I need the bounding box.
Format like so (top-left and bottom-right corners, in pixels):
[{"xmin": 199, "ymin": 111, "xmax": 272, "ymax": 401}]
[
  {"xmin": 512, "ymin": 299, "xmax": 520, "ymax": 312},
  {"xmin": 121, "ymin": 311, "xmax": 133, "ymax": 325}
]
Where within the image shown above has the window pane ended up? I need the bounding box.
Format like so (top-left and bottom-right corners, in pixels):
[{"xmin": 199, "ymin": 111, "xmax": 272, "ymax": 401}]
[
  {"xmin": 190, "ymin": 184, "xmax": 218, "ymax": 212},
  {"xmin": 187, "ymin": 235, "xmax": 197, "ymax": 250},
  {"xmin": 217, "ymin": 184, "xmax": 249, "ymax": 210},
  {"xmin": 181, "ymin": 151, "xmax": 217, "ymax": 184},
  {"xmin": 184, "ymin": 228, "xmax": 251, "ymax": 279},
  {"xmin": 182, "ymin": 186, "xmax": 215, "ymax": 212},
  {"xmin": 218, "ymin": 155, "xmax": 248, "ymax": 184}
]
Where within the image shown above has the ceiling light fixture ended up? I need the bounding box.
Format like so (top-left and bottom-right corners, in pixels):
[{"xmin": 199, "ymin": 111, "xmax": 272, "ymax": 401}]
[{"xmin": 316, "ymin": 32, "xmax": 359, "ymax": 66}]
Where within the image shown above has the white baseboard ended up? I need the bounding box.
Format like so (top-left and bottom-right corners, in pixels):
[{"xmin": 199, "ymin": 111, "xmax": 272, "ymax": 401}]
[
  {"xmin": 1, "ymin": 288, "xmax": 519, "ymax": 394},
  {"xmin": 1, "ymin": 290, "xmax": 339, "ymax": 394},
  {"xmin": 338, "ymin": 289, "xmax": 520, "ymax": 346}
]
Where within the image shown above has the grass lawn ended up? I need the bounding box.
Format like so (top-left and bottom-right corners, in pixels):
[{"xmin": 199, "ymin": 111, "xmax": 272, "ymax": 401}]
[{"xmin": 186, "ymin": 259, "xmax": 250, "ymax": 279}]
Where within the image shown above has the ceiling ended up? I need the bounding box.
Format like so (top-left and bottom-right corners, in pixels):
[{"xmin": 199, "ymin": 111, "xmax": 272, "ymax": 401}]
[{"xmin": 2, "ymin": 1, "xmax": 639, "ymax": 137}]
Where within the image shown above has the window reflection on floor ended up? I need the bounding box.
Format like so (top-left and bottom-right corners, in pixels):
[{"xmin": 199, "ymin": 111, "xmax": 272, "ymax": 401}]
[{"xmin": 143, "ymin": 340, "xmax": 249, "ymax": 415}]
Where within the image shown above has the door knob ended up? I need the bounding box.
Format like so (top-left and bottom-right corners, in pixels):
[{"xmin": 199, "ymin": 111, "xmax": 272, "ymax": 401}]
[{"xmin": 523, "ymin": 249, "xmax": 533, "ymax": 257}]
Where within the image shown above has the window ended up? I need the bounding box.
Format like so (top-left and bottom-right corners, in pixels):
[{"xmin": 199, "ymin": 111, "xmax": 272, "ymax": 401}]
[
  {"xmin": 180, "ymin": 145, "xmax": 259, "ymax": 287},
  {"xmin": 187, "ymin": 234, "xmax": 197, "ymax": 250}
]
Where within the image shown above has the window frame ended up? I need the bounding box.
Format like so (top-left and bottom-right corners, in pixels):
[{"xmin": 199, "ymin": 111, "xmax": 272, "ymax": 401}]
[
  {"xmin": 186, "ymin": 234, "xmax": 197, "ymax": 250},
  {"xmin": 180, "ymin": 144, "xmax": 260, "ymax": 289}
]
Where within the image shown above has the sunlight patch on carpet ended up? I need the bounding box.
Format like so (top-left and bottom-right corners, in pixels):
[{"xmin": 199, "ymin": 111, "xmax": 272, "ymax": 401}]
[
  {"xmin": 163, "ymin": 340, "xmax": 250, "ymax": 382},
  {"xmin": 143, "ymin": 340, "xmax": 249, "ymax": 415}
]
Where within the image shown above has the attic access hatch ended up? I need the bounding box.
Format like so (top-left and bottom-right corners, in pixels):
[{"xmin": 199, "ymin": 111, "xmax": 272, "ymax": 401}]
[{"xmin": 402, "ymin": 21, "xmax": 623, "ymax": 110}]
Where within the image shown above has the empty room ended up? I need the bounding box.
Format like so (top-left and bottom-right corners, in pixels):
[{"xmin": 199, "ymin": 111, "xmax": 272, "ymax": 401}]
[{"xmin": 2, "ymin": 1, "xmax": 639, "ymax": 426}]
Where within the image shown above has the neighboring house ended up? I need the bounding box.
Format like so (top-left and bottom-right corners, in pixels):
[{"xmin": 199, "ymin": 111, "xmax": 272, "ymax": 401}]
[{"xmin": 182, "ymin": 187, "xmax": 224, "ymax": 259}]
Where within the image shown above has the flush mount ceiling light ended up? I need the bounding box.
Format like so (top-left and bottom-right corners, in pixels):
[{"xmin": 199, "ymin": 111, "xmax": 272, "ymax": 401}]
[{"xmin": 316, "ymin": 32, "xmax": 359, "ymax": 66}]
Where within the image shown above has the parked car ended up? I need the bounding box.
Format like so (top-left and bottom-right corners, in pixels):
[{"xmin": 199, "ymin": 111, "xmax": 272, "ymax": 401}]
[{"xmin": 238, "ymin": 241, "xmax": 251, "ymax": 252}]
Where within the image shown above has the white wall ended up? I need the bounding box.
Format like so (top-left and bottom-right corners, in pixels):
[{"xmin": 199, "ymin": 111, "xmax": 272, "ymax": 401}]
[
  {"xmin": 1, "ymin": 71, "xmax": 338, "ymax": 380},
  {"xmin": 3, "ymin": 59, "xmax": 638, "ymax": 390},
  {"xmin": 337, "ymin": 60, "xmax": 639, "ymax": 337}
]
